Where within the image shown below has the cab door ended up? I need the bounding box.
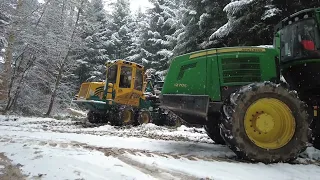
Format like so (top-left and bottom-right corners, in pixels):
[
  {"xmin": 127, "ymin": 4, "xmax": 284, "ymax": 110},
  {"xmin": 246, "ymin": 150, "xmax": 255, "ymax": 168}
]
[{"xmin": 115, "ymin": 64, "xmax": 142, "ymax": 107}]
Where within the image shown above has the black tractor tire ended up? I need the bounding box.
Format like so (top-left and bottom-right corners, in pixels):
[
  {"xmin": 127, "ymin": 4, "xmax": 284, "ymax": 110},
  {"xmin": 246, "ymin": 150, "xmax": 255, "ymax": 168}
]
[
  {"xmin": 87, "ymin": 110, "xmax": 109, "ymax": 124},
  {"xmin": 151, "ymin": 108, "xmax": 166, "ymax": 126},
  {"xmin": 109, "ymin": 107, "xmax": 121, "ymax": 126},
  {"xmin": 87, "ymin": 110, "xmax": 95, "ymax": 123},
  {"xmin": 153, "ymin": 109, "xmax": 181, "ymax": 127},
  {"xmin": 205, "ymin": 113, "xmax": 225, "ymax": 145},
  {"xmin": 87, "ymin": 110, "xmax": 101, "ymax": 123},
  {"xmin": 110, "ymin": 106, "xmax": 135, "ymax": 126},
  {"xmin": 152, "ymin": 114, "xmax": 165, "ymax": 126},
  {"xmin": 220, "ymin": 81, "xmax": 310, "ymax": 163},
  {"xmin": 99, "ymin": 112, "xmax": 109, "ymax": 124},
  {"xmin": 109, "ymin": 117, "xmax": 121, "ymax": 126},
  {"xmin": 312, "ymin": 133, "xmax": 320, "ymax": 150},
  {"xmin": 164, "ymin": 111, "xmax": 181, "ymax": 127},
  {"xmin": 311, "ymin": 120, "xmax": 320, "ymax": 150},
  {"xmin": 137, "ymin": 110, "xmax": 152, "ymax": 125}
]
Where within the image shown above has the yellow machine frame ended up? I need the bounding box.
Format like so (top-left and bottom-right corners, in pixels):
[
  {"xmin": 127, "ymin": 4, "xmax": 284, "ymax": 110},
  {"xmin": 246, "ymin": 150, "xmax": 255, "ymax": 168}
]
[
  {"xmin": 75, "ymin": 60, "xmax": 147, "ymax": 107},
  {"xmin": 106, "ymin": 60, "xmax": 146, "ymax": 107}
]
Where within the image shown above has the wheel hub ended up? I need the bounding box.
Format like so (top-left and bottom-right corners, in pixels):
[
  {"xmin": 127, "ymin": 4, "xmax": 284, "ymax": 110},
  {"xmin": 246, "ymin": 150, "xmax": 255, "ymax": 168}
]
[
  {"xmin": 244, "ymin": 98, "xmax": 296, "ymax": 150},
  {"xmin": 253, "ymin": 113, "xmax": 275, "ymax": 133},
  {"xmin": 123, "ymin": 110, "xmax": 132, "ymax": 123},
  {"xmin": 142, "ymin": 114, "xmax": 149, "ymax": 123}
]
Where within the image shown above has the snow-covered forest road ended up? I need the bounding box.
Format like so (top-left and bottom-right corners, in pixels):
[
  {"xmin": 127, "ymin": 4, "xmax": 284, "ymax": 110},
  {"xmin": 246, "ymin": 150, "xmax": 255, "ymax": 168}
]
[{"xmin": 0, "ymin": 115, "xmax": 320, "ymax": 180}]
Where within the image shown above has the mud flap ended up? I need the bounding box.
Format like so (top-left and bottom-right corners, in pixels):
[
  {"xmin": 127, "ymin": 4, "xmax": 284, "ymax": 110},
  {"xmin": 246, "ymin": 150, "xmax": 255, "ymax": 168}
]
[{"xmin": 159, "ymin": 94, "xmax": 209, "ymax": 125}]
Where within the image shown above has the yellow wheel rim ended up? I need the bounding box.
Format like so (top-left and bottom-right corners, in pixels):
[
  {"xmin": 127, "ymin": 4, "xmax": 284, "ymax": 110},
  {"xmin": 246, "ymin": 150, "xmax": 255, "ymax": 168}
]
[
  {"xmin": 141, "ymin": 112, "xmax": 150, "ymax": 124},
  {"xmin": 244, "ymin": 98, "xmax": 296, "ymax": 150},
  {"xmin": 123, "ymin": 110, "xmax": 132, "ymax": 123}
]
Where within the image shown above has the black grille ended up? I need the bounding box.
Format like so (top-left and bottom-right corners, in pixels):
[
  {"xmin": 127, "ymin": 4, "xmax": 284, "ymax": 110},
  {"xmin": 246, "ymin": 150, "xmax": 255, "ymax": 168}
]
[{"xmin": 221, "ymin": 57, "xmax": 261, "ymax": 83}]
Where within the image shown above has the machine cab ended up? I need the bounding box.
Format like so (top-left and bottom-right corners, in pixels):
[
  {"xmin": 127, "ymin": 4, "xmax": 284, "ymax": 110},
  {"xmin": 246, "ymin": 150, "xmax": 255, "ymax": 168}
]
[
  {"xmin": 74, "ymin": 60, "xmax": 145, "ymax": 108},
  {"xmin": 276, "ymin": 12, "xmax": 320, "ymax": 62},
  {"xmin": 274, "ymin": 8, "xmax": 320, "ymax": 102},
  {"xmin": 105, "ymin": 60, "xmax": 145, "ymax": 107}
]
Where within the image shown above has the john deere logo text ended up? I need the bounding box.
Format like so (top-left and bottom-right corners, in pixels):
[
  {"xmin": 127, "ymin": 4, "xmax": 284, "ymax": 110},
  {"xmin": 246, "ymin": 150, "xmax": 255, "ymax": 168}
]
[
  {"xmin": 241, "ymin": 48, "xmax": 265, "ymax": 52},
  {"xmin": 174, "ymin": 83, "xmax": 187, "ymax": 88}
]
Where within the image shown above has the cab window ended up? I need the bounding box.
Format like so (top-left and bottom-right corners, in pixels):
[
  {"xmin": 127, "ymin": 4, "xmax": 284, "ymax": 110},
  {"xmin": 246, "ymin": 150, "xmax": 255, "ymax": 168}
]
[
  {"xmin": 134, "ymin": 69, "xmax": 143, "ymax": 91},
  {"xmin": 107, "ymin": 65, "xmax": 117, "ymax": 83},
  {"xmin": 119, "ymin": 66, "xmax": 132, "ymax": 88},
  {"xmin": 280, "ymin": 18, "xmax": 320, "ymax": 62}
]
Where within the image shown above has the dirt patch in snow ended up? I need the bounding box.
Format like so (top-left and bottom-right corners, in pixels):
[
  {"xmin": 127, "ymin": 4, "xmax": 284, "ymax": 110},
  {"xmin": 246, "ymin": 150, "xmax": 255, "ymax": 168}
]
[
  {"xmin": 0, "ymin": 153, "xmax": 26, "ymax": 180},
  {"xmin": 117, "ymin": 155, "xmax": 199, "ymax": 180}
]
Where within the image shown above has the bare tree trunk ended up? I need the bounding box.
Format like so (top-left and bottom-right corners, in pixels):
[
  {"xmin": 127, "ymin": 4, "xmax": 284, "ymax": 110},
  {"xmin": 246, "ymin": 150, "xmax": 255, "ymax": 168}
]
[
  {"xmin": 0, "ymin": 0, "xmax": 24, "ymax": 114},
  {"xmin": 1, "ymin": 0, "xmax": 50, "ymax": 114},
  {"xmin": 4, "ymin": 57, "xmax": 33, "ymax": 112},
  {"xmin": 0, "ymin": 33, "xmax": 14, "ymax": 100},
  {"xmin": 3, "ymin": 49, "xmax": 26, "ymax": 112},
  {"xmin": 9, "ymin": 58, "xmax": 34, "ymax": 112},
  {"xmin": 45, "ymin": 54, "xmax": 68, "ymax": 116},
  {"xmin": 45, "ymin": 0, "xmax": 84, "ymax": 116},
  {"xmin": 35, "ymin": 0, "xmax": 53, "ymax": 28}
]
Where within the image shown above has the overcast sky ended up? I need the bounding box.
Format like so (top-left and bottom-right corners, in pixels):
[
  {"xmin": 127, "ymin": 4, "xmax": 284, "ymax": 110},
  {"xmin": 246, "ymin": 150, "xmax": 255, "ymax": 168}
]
[
  {"xmin": 104, "ymin": 0, "xmax": 153, "ymax": 12},
  {"xmin": 38, "ymin": 0, "xmax": 153, "ymax": 12}
]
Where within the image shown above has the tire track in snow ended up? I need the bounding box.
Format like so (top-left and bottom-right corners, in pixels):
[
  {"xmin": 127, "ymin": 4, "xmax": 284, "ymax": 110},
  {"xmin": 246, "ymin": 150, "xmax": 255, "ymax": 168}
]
[
  {"xmin": 0, "ymin": 137, "xmax": 201, "ymax": 179},
  {"xmin": 1, "ymin": 136, "xmax": 318, "ymax": 166},
  {"xmin": 1, "ymin": 118, "xmax": 320, "ymax": 166},
  {"xmin": 0, "ymin": 137, "xmax": 237, "ymax": 164},
  {"xmin": 115, "ymin": 155, "xmax": 199, "ymax": 180}
]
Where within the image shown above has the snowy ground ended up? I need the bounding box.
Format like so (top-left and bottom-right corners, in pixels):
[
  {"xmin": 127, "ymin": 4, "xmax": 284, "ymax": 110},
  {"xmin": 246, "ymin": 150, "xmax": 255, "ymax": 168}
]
[
  {"xmin": 0, "ymin": 115, "xmax": 212, "ymax": 143},
  {"xmin": 0, "ymin": 115, "xmax": 320, "ymax": 180}
]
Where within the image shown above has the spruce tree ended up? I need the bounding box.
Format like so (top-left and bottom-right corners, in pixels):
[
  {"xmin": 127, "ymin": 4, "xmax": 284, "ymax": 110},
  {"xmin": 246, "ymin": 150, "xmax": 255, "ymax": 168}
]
[
  {"xmin": 74, "ymin": 0, "xmax": 111, "ymax": 83},
  {"xmin": 109, "ymin": 0, "xmax": 133, "ymax": 59}
]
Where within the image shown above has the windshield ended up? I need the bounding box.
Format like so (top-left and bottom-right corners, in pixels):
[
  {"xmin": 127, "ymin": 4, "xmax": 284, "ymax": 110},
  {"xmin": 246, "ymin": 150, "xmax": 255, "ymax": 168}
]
[
  {"xmin": 107, "ymin": 64, "xmax": 117, "ymax": 83},
  {"xmin": 119, "ymin": 66, "xmax": 132, "ymax": 88},
  {"xmin": 280, "ymin": 18, "xmax": 320, "ymax": 62}
]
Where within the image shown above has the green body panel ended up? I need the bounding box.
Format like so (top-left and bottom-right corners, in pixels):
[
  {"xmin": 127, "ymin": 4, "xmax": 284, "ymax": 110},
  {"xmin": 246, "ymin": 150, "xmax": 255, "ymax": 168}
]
[
  {"xmin": 162, "ymin": 54, "xmax": 207, "ymax": 95},
  {"xmin": 207, "ymin": 54, "xmax": 221, "ymax": 100},
  {"xmin": 315, "ymin": 8, "xmax": 320, "ymax": 24},
  {"xmin": 217, "ymin": 50, "xmax": 278, "ymax": 86},
  {"xmin": 78, "ymin": 99, "xmax": 112, "ymax": 112},
  {"xmin": 139, "ymin": 98, "xmax": 152, "ymax": 109},
  {"xmin": 274, "ymin": 32, "xmax": 281, "ymax": 56},
  {"xmin": 162, "ymin": 47, "xmax": 279, "ymax": 101}
]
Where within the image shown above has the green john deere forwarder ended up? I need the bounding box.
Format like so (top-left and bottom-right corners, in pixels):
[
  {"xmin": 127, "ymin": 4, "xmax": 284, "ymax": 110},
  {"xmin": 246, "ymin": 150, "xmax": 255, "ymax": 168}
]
[
  {"xmin": 160, "ymin": 8, "xmax": 320, "ymax": 163},
  {"xmin": 274, "ymin": 8, "xmax": 320, "ymax": 150}
]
